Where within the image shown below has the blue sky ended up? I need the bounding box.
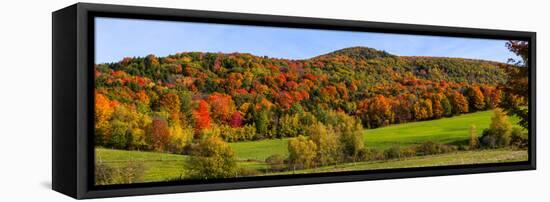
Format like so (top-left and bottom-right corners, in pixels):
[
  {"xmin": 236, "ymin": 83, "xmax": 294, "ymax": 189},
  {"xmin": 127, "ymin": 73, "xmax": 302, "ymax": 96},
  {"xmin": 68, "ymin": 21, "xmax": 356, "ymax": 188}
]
[{"xmin": 95, "ymin": 17, "xmax": 520, "ymax": 64}]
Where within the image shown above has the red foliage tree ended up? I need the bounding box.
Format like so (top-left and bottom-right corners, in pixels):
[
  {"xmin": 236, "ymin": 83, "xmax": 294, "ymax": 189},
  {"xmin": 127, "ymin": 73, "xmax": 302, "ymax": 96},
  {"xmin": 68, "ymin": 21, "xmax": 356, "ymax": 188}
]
[
  {"xmin": 194, "ymin": 100, "xmax": 211, "ymax": 131},
  {"xmin": 481, "ymin": 86, "xmax": 501, "ymax": 109},
  {"xmin": 229, "ymin": 112, "xmax": 244, "ymax": 128},
  {"xmin": 151, "ymin": 118, "xmax": 170, "ymax": 151}
]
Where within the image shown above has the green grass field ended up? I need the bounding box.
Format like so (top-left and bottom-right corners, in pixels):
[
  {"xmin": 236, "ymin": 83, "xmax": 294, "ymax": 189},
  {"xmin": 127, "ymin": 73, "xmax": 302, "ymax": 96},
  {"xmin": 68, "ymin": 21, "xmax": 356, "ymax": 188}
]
[
  {"xmin": 96, "ymin": 110, "xmax": 526, "ymax": 183},
  {"xmin": 363, "ymin": 110, "xmax": 521, "ymax": 150},
  {"xmin": 230, "ymin": 110, "xmax": 522, "ymax": 161},
  {"xmin": 96, "ymin": 148, "xmax": 189, "ymax": 182}
]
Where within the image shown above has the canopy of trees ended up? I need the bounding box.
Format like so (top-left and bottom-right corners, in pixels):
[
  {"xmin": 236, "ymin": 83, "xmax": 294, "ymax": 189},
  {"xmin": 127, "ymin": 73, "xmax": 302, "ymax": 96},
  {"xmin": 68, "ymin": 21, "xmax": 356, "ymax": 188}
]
[{"xmin": 94, "ymin": 46, "xmax": 520, "ymax": 155}]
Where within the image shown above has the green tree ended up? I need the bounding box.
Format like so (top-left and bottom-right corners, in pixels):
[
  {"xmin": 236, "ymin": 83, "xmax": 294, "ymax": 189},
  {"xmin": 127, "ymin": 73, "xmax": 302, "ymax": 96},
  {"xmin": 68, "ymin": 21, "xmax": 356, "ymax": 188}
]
[
  {"xmin": 287, "ymin": 136, "xmax": 317, "ymax": 170},
  {"xmin": 480, "ymin": 108, "xmax": 512, "ymax": 148},
  {"xmin": 167, "ymin": 123, "xmax": 194, "ymax": 153},
  {"xmin": 177, "ymin": 89, "xmax": 194, "ymax": 126},
  {"xmin": 144, "ymin": 54, "xmax": 160, "ymax": 69},
  {"xmin": 278, "ymin": 114, "xmax": 300, "ymax": 138},
  {"xmin": 440, "ymin": 96, "xmax": 453, "ymax": 117},
  {"xmin": 107, "ymin": 120, "xmax": 128, "ymax": 149},
  {"xmin": 254, "ymin": 108, "xmax": 270, "ymax": 138},
  {"xmin": 186, "ymin": 135, "xmax": 237, "ymax": 179},
  {"xmin": 334, "ymin": 113, "xmax": 365, "ymax": 161},
  {"xmin": 308, "ymin": 122, "xmax": 341, "ymax": 166}
]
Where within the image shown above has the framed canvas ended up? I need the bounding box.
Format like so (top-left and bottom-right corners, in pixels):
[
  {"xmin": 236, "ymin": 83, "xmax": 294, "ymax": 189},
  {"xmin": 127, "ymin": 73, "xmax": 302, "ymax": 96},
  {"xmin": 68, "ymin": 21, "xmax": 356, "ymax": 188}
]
[{"xmin": 52, "ymin": 3, "xmax": 536, "ymax": 199}]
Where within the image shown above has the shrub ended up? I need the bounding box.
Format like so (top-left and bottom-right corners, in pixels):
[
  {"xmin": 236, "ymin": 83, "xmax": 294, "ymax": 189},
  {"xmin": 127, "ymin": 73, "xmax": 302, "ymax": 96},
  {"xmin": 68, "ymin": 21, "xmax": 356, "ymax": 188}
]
[
  {"xmin": 95, "ymin": 161, "xmax": 116, "ymax": 185},
  {"xmin": 384, "ymin": 146, "xmax": 403, "ymax": 159},
  {"xmin": 369, "ymin": 148, "xmax": 386, "ymax": 160},
  {"xmin": 510, "ymin": 127, "xmax": 528, "ymax": 149},
  {"xmin": 440, "ymin": 144, "xmax": 458, "ymax": 153},
  {"xmin": 480, "ymin": 129, "xmax": 498, "ymax": 148},
  {"xmin": 117, "ymin": 160, "xmax": 146, "ymax": 184},
  {"xmin": 237, "ymin": 167, "xmax": 261, "ymax": 177},
  {"xmin": 458, "ymin": 144, "xmax": 469, "ymax": 151},
  {"xmin": 265, "ymin": 154, "xmax": 286, "ymax": 172},
  {"xmin": 356, "ymin": 148, "xmax": 369, "ymax": 161},
  {"xmin": 400, "ymin": 147, "xmax": 417, "ymax": 158},
  {"xmin": 415, "ymin": 141, "xmax": 439, "ymax": 155},
  {"xmin": 287, "ymin": 136, "xmax": 318, "ymax": 170},
  {"xmin": 95, "ymin": 160, "xmax": 146, "ymax": 185},
  {"xmin": 415, "ymin": 141, "xmax": 456, "ymax": 156},
  {"xmin": 358, "ymin": 148, "xmax": 385, "ymax": 161},
  {"xmin": 469, "ymin": 125, "xmax": 479, "ymax": 150},
  {"xmin": 186, "ymin": 135, "xmax": 238, "ymax": 179}
]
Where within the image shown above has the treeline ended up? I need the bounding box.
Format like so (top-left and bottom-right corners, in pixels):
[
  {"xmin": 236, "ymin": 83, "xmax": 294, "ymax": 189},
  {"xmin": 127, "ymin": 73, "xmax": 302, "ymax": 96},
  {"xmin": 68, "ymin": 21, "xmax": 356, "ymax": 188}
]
[{"xmin": 94, "ymin": 46, "xmax": 511, "ymax": 154}]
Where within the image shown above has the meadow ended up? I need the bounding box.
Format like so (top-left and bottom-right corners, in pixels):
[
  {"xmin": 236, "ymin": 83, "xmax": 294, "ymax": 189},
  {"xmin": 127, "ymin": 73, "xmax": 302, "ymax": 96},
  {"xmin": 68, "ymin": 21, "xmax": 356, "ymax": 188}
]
[
  {"xmin": 230, "ymin": 110, "xmax": 521, "ymax": 161},
  {"xmin": 96, "ymin": 110, "xmax": 526, "ymax": 183}
]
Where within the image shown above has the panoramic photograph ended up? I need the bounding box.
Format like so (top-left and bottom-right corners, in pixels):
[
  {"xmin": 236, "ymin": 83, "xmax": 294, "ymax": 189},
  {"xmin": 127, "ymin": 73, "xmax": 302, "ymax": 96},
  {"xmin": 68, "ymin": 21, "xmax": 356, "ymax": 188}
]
[{"xmin": 93, "ymin": 17, "xmax": 530, "ymax": 185}]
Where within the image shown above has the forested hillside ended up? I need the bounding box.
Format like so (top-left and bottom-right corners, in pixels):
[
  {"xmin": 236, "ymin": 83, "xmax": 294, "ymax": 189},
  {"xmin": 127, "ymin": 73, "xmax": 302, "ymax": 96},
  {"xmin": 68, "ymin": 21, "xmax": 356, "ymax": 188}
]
[{"xmin": 94, "ymin": 46, "xmax": 510, "ymax": 152}]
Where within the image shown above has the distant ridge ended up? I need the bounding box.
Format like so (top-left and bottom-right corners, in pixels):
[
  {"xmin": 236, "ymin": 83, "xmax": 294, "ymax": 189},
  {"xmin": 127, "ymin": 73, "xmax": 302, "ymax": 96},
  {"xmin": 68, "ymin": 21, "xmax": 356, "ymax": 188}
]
[{"xmin": 314, "ymin": 46, "xmax": 396, "ymax": 60}]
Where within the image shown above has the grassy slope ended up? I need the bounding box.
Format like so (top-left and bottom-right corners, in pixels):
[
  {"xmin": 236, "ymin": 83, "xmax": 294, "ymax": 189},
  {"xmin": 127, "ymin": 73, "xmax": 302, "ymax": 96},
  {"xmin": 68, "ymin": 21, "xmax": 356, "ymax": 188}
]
[
  {"xmin": 96, "ymin": 148, "xmax": 189, "ymax": 182},
  {"xmin": 363, "ymin": 110, "xmax": 517, "ymax": 150},
  {"xmin": 231, "ymin": 110, "xmax": 521, "ymax": 161}
]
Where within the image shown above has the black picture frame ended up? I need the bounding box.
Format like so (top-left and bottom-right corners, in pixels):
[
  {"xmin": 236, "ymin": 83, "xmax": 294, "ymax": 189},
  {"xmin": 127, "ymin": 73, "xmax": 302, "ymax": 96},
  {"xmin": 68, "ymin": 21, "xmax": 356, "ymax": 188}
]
[{"xmin": 52, "ymin": 2, "xmax": 536, "ymax": 199}]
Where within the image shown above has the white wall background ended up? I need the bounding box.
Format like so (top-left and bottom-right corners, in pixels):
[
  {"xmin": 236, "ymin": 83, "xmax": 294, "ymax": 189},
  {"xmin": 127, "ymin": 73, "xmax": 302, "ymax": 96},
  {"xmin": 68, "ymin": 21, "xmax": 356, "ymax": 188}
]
[{"xmin": 0, "ymin": 0, "xmax": 547, "ymax": 201}]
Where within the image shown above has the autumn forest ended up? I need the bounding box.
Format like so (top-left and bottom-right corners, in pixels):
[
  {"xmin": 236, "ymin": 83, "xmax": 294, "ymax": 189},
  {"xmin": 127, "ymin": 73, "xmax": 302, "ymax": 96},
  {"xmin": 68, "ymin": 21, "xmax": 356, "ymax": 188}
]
[{"xmin": 94, "ymin": 42, "xmax": 529, "ymax": 185}]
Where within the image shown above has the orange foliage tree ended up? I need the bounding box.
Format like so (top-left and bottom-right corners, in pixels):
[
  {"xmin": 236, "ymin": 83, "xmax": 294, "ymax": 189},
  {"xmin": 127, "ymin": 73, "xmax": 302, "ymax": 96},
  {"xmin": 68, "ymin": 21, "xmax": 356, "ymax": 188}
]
[
  {"xmin": 367, "ymin": 95, "xmax": 393, "ymax": 128},
  {"xmin": 95, "ymin": 92, "xmax": 115, "ymax": 131},
  {"xmin": 450, "ymin": 91, "xmax": 469, "ymax": 114},
  {"xmin": 160, "ymin": 92, "xmax": 181, "ymax": 122},
  {"xmin": 206, "ymin": 92, "xmax": 236, "ymax": 124},
  {"xmin": 467, "ymin": 86, "xmax": 485, "ymax": 111},
  {"xmin": 193, "ymin": 100, "xmax": 211, "ymax": 132}
]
